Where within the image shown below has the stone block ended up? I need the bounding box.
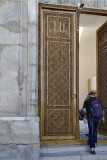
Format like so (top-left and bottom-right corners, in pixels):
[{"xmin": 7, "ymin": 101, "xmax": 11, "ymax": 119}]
[
  {"xmin": 98, "ymin": 0, "xmax": 105, "ymax": 8},
  {"xmin": 0, "ymin": 121, "xmax": 11, "ymax": 143},
  {"xmin": 28, "ymin": 24, "xmax": 36, "ymax": 44},
  {"xmin": 22, "ymin": 1, "xmax": 28, "ymax": 29},
  {"xmin": 19, "ymin": 144, "xmax": 40, "ymax": 160},
  {"xmin": 0, "ymin": 45, "xmax": 20, "ymax": 74},
  {"xmin": 0, "ymin": 1, "xmax": 20, "ymax": 45},
  {"xmin": 0, "ymin": 144, "xmax": 40, "ymax": 160},
  {"xmin": 28, "ymin": 44, "xmax": 37, "ymax": 65},
  {"xmin": 0, "ymin": 145, "xmax": 18, "ymax": 160},
  {"xmin": 38, "ymin": 0, "xmax": 60, "ymax": 4},
  {"xmin": 21, "ymin": 47, "xmax": 27, "ymax": 75},
  {"xmin": 21, "ymin": 31, "xmax": 27, "ymax": 47},
  {"xmin": 0, "ymin": 27, "xmax": 19, "ymax": 44},
  {"xmin": 82, "ymin": 152, "xmax": 107, "ymax": 160},
  {"xmin": 0, "ymin": 45, "xmax": 21, "ymax": 116},
  {"xmin": 0, "ymin": 117, "xmax": 39, "ymax": 144},
  {"xmin": 40, "ymin": 154, "xmax": 81, "ymax": 160},
  {"xmin": 61, "ymin": 0, "xmax": 75, "ymax": 5},
  {"xmin": 0, "ymin": 94, "xmax": 20, "ymax": 116},
  {"xmin": 0, "ymin": 1, "xmax": 20, "ymax": 24},
  {"xmin": 10, "ymin": 117, "xmax": 39, "ymax": 144},
  {"xmin": 28, "ymin": 0, "xmax": 37, "ymax": 23}
]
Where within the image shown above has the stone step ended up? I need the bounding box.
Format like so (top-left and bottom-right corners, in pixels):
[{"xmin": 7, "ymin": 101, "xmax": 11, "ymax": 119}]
[
  {"xmin": 40, "ymin": 152, "xmax": 107, "ymax": 160},
  {"xmin": 40, "ymin": 144, "xmax": 107, "ymax": 154},
  {"xmin": 40, "ymin": 145, "xmax": 107, "ymax": 160}
]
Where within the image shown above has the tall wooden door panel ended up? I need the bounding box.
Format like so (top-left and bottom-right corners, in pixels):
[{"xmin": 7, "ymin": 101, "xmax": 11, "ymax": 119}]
[
  {"xmin": 97, "ymin": 21, "xmax": 107, "ymax": 135},
  {"xmin": 39, "ymin": 7, "xmax": 77, "ymax": 140}
]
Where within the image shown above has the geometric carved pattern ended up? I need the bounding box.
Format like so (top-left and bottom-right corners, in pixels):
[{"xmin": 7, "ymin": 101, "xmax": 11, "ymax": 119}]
[
  {"xmin": 47, "ymin": 41, "xmax": 70, "ymax": 106},
  {"xmin": 97, "ymin": 21, "xmax": 107, "ymax": 134},
  {"xmin": 46, "ymin": 109, "xmax": 71, "ymax": 135},
  {"xmin": 41, "ymin": 10, "xmax": 75, "ymax": 138}
]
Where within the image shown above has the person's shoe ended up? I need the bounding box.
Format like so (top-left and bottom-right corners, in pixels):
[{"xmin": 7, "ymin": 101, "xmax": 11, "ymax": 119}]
[{"xmin": 90, "ymin": 148, "xmax": 96, "ymax": 154}]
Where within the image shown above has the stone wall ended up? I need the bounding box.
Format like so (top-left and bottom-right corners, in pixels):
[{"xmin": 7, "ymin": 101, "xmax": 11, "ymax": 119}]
[
  {"xmin": 0, "ymin": 0, "xmax": 39, "ymax": 159},
  {"xmin": 39, "ymin": 0, "xmax": 107, "ymax": 9}
]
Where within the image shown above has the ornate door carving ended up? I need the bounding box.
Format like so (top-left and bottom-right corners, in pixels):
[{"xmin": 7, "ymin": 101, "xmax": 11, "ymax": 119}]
[
  {"xmin": 97, "ymin": 21, "xmax": 107, "ymax": 136},
  {"xmin": 39, "ymin": 5, "xmax": 78, "ymax": 140}
]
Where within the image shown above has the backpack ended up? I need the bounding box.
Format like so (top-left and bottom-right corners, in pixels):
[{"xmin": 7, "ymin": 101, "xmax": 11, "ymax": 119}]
[{"xmin": 89, "ymin": 98, "xmax": 103, "ymax": 118}]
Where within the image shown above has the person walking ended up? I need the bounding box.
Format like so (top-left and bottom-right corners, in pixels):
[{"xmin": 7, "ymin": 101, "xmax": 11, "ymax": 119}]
[{"xmin": 83, "ymin": 92, "xmax": 104, "ymax": 154}]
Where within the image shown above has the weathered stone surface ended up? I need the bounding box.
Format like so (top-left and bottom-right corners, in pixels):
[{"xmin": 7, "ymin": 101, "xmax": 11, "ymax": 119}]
[
  {"xmin": 0, "ymin": 144, "xmax": 39, "ymax": 160},
  {"xmin": 0, "ymin": 145, "xmax": 18, "ymax": 160},
  {"xmin": 0, "ymin": 27, "xmax": 19, "ymax": 44},
  {"xmin": 28, "ymin": 0, "xmax": 37, "ymax": 23},
  {"xmin": 28, "ymin": 24, "xmax": 36, "ymax": 44},
  {"xmin": 22, "ymin": 1, "xmax": 28, "ymax": 29},
  {"xmin": 0, "ymin": 45, "xmax": 20, "ymax": 116},
  {"xmin": 60, "ymin": 0, "xmax": 75, "ymax": 5},
  {"xmin": 38, "ymin": 0, "xmax": 60, "ymax": 4},
  {"xmin": 0, "ymin": 45, "xmax": 19, "ymax": 74},
  {"xmin": 19, "ymin": 144, "xmax": 40, "ymax": 160},
  {"xmin": 0, "ymin": 1, "xmax": 20, "ymax": 44},
  {"xmin": 38, "ymin": 0, "xmax": 107, "ymax": 9},
  {"xmin": 0, "ymin": 117, "xmax": 39, "ymax": 144},
  {"xmin": 0, "ymin": 1, "xmax": 20, "ymax": 24},
  {"xmin": 28, "ymin": 45, "xmax": 37, "ymax": 65}
]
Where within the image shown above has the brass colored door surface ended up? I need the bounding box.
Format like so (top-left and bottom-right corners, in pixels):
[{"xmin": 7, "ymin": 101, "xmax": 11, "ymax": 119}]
[
  {"xmin": 39, "ymin": 6, "xmax": 78, "ymax": 141},
  {"xmin": 97, "ymin": 21, "xmax": 107, "ymax": 136}
]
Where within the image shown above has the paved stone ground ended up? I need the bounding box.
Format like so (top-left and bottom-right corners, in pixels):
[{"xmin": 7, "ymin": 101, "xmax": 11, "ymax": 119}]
[{"xmin": 79, "ymin": 120, "xmax": 107, "ymax": 140}]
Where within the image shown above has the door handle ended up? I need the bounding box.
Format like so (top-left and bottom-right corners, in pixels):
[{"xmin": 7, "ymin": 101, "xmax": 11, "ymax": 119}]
[{"xmin": 72, "ymin": 93, "xmax": 76, "ymax": 98}]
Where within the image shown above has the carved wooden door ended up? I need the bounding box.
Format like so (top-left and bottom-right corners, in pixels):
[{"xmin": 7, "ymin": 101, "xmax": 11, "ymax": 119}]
[
  {"xmin": 39, "ymin": 5, "xmax": 78, "ymax": 141},
  {"xmin": 97, "ymin": 21, "xmax": 107, "ymax": 136}
]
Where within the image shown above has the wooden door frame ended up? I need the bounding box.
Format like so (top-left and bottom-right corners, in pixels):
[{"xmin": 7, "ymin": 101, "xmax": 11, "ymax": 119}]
[{"xmin": 38, "ymin": 3, "xmax": 107, "ymax": 146}]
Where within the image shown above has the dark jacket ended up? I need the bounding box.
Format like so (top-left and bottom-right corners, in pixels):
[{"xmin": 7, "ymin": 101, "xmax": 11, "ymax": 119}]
[{"xmin": 83, "ymin": 97, "xmax": 103, "ymax": 115}]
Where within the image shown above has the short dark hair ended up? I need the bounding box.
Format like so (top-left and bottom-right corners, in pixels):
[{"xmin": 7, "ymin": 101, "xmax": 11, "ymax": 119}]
[{"xmin": 89, "ymin": 92, "xmax": 95, "ymax": 96}]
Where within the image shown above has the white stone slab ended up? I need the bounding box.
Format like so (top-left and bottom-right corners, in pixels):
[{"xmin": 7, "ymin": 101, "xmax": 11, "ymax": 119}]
[
  {"xmin": 0, "ymin": 94, "xmax": 20, "ymax": 116},
  {"xmin": 0, "ymin": 1, "xmax": 20, "ymax": 24},
  {"xmin": 28, "ymin": 0, "xmax": 37, "ymax": 23},
  {"xmin": 82, "ymin": 152, "xmax": 107, "ymax": 160},
  {"xmin": 0, "ymin": 117, "xmax": 39, "ymax": 144},
  {"xmin": 0, "ymin": 27, "xmax": 19, "ymax": 44}
]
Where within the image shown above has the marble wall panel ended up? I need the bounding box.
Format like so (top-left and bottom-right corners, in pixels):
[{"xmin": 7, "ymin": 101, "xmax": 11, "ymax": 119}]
[
  {"xmin": 22, "ymin": 1, "xmax": 28, "ymax": 30},
  {"xmin": 28, "ymin": 0, "xmax": 37, "ymax": 24},
  {"xmin": 28, "ymin": 24, "xmax": 36, "ymax": 44},
  {"xmin": 0, "ymin": 117, "xmax": 39, "ymax": 144},
  {"xmin": 98, "ymin": 0, "xmax": 107, "ymax": 8},
  {"xmin": 29, "ymin": 65, "xmax": 37, "ymax": 87},
  {"xmin": 28, "ymin": 0, "xmax": 38, "ymax": 116},
  {"xmin": 0, "ymin": 1, "xmax": 20, "ymax": 45},
  {"xmin": 60, "ymin": 0, "xmax": 75, "ymax": 5},
  {"xmin": 0, "ymin": 45, "xmax": 19, "ymax": 75},
  {"xmin": 0, "ymin": 27, "xmax": 19, "ymax": 44},
  {"xmin": 28, "ymin": 45, "xmax": 37, "ymax": 65},
  {"xmin": 0, "ymin": 45, "xmax": 20, "ymax": 116},
  {"xmin": 0, "ymin": 144, "xmax": 39, "ymax": 160},
  {"xmin": 21, "ymin": 31, "xmax": 28, "ymax": 47},
  {"xmin": 0, "ymin": 95, "xmax": 20, "ymax": 116},
  {"xmin": 0, "ymin": 121, "xmax": 11, "ymax": 143},
  {"xmin": 38, "ymin": 0, "xmax": 107, "ymax": 8},
  {"xmin": 11, "ymin": 118, "xmax": 39, "ymax": 144},
  {"xmin": 0, "ymin": 1, "xmax": 20, "ymax": 24},
  {"xmin": 38, "ymin": 0, "xmax": 60, "ymax": 4}
]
